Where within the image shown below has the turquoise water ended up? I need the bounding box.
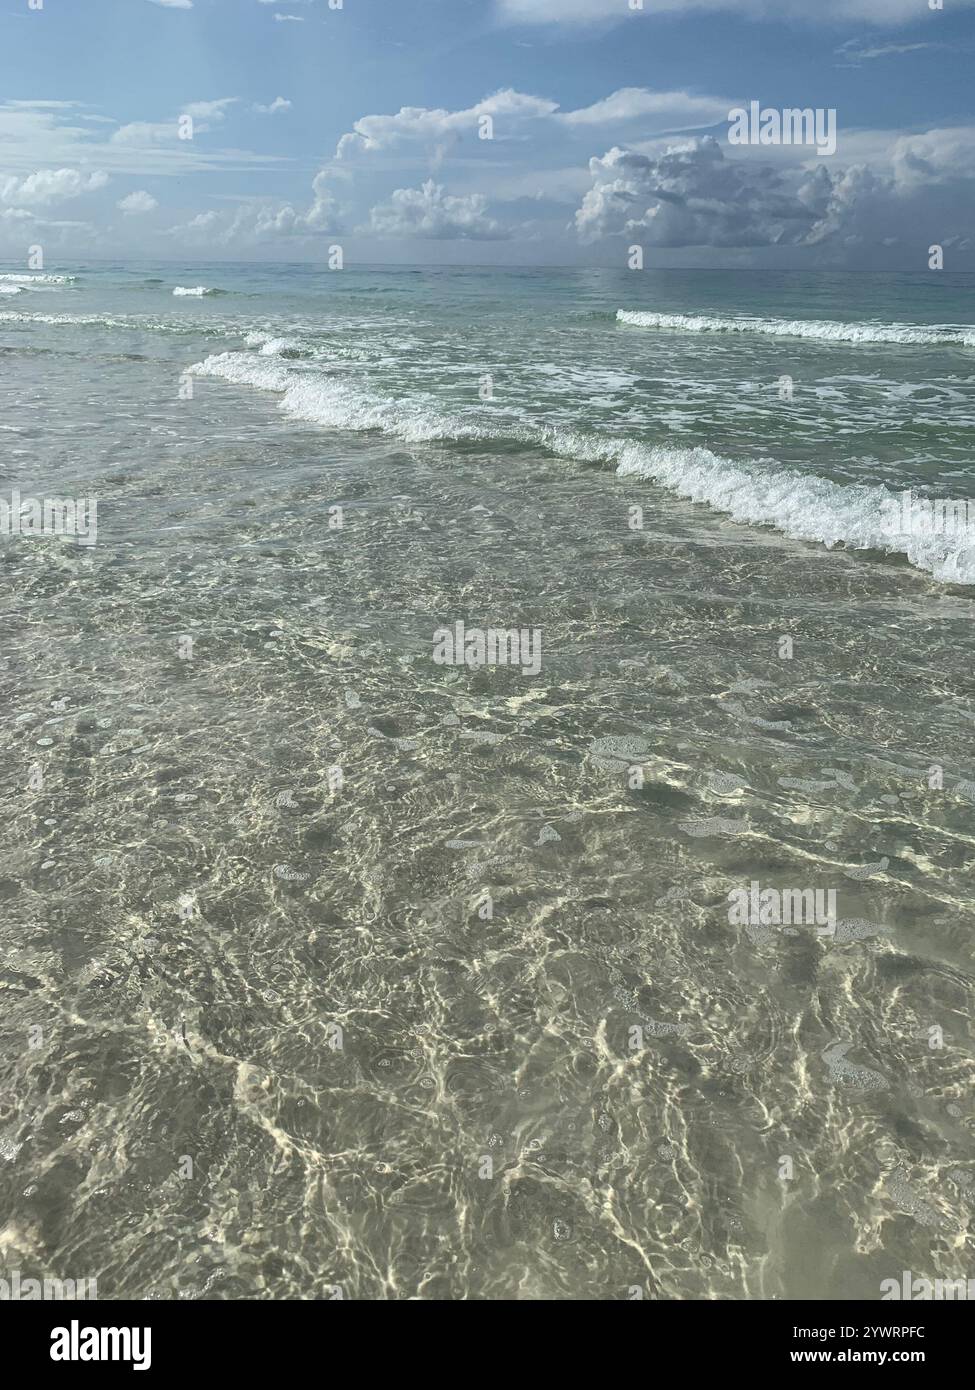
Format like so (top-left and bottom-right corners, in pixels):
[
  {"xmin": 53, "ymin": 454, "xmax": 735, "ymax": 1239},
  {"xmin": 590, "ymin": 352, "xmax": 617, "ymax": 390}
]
[
  {"xmin": 5, "ymin": 262, "xmax": 975, "ymax": 578},
  {"xmin": 1, "ymin": 263, "xmax": 974, "ymax": 1300}
]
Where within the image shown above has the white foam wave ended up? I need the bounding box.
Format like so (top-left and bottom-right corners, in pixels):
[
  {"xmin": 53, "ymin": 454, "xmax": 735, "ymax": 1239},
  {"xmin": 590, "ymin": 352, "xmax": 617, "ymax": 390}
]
[
  {"xmin": 191, "ymin": 350, "xmax": 474, "ymax": 440},
  {"xmin": 0, "ymin": 284, "xmax": 24, "ymax": 296},
  {"xmin": 173, "ymin": 286, "xmax": 217, "ymax": 297},
  {"xmin": 617, "ymin": 308, "xmax": 975, "ymax": 349},
  {"xmin": 0, "ymin": 309, "xmax": 201, "ymax": 332},
  {"xmin": 610, "ymin": 443, "xmax": 975, "ymax": 585},
  {"xmin": 244, "ymin": 332, "xmax": 305, "ymax": 358},
  {"xmin": 189, "ymin": 349, "xmax": 975, "ymax": 586},
  {"xmin": 0, "ymin": 273, "xmax": 76, "ymax": 285}
]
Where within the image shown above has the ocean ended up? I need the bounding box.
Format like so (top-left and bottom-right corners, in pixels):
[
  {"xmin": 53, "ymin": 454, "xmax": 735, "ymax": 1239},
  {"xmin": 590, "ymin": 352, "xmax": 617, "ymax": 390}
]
[{"xmin": 1, "ymin": 261, "xmax": 974, "ymax": 1300}]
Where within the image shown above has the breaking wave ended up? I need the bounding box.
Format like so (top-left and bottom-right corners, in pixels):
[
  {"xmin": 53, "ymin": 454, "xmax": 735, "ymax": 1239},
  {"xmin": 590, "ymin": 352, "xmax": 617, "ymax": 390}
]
[
  {"xmin": 617, "ymin": 308, "xmax": 975, "ymax": 348},
  {"xmin": 0, "ymin": 273, "xmax": 77, "ymax": 285},
  {"xmin": 190, "ymin": 348, "xmax": 975, "ymax": 586},
  {"xmin": 0, "ymin": 309, "xmax": 214, "ymax": 334}
]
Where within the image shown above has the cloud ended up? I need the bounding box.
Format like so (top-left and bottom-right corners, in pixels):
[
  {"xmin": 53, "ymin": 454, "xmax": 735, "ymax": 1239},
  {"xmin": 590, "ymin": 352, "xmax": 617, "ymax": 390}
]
[
  {"xmin": 176, "ymin": 211, "xmax": 220, "ymax": 233},
  {"xmin": 110, "ymin": 121, "xmax": 182, "ymax": 145},
  {"xmin": 336, "ymin": 86, "xmax": 734, "ymax": 161},
  {"xmin": 0, "ymin": 168, "xmax": 108, "ymax": 208},
  {"xmin": 169, "ymin": 170, "xmax": 345, "ymax": 246},
  {"xmin": 561, "ymin": 88, "xmax": 732, "ymax": 128},
  {"xmin": 318, "ymin": 83, "xmax": 975, "ymax": 259},
  {"xmin": 182, "ymin": 99, "xmax": 239, "ymax": 123},
  {"xmin": 497, "ymin": 0, "xmax": 975, "ymax": 25},
  {"xmin": 836, "ymin": 38, "xmax": 939, "ymax": 65},
  {"xmin": 366, "ymin": 180, "xmax": 507, "ymax": 239},
  {"xmin": 575, "ymin": 138, "xmax": 819, "ymax": 246},
  {"xmin": 337, "ymin": 90, "xmax": 558, "ymax": 158},
  {"xmin": 574, "ymin": 129, "xmax": 975, "ymax": 256},
  {"xmin": 117, "ymin": 190, "xmax": 159, "ymax": 215},
  {"xmin": 111, "ymin": 99, "xmax": 238, "ymax": 146},
  {"xmin": 5, "ymin": 65, "xmax": 973, "ymax": 268},
  {"xmin": 0, "ymin": 99, "xmax": 280, "ymax": 177},
  {"xmin": 148, "ymin": 0, "xmax": 193, "ymax": 8},
  {"xmin": 303, "ymin": 170, "xmax": 343, "ymax": 230},
  {"xmin": 890, "ymin": 126, "xmax": 975, "ymax": 186}
]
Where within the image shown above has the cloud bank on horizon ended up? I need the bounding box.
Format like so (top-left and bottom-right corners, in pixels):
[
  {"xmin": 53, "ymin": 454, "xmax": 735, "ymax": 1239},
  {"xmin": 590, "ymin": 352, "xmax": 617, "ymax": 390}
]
[
  {"xmin": 0, "ymin": 0, "xmax": 972, "ymax": 268},
  {"xmin": 497, "ymin": 0, "xmax": 975, "ymax": 24}
]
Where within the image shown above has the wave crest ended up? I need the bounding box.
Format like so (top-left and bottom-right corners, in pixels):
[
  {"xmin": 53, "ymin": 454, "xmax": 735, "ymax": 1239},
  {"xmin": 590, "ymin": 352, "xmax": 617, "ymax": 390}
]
[
  {"xmin": 0, "ymin": 273, "xmax": 76, "ymax": 285},
  {"xmin": 617, "ymin": 308, "xmax": 975, "ymax": 348},
  {"xmin": 189, "ymin": 350, "xmax": 975, "ymax": 586}
]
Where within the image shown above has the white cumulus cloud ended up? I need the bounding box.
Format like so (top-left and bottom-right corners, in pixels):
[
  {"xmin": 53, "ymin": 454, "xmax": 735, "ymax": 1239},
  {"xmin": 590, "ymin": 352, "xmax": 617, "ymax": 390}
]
[
  {"xmin": 117, "ymin": 190, "xmax": 159, "ymax": 215},
  {"xmin": 367, "ymin": 180, "xmax": 507, "ymax": 240},
  {"xmin": 168, "ymin": 171, "xmax": 345, "ymax": 246},
  {"xmin": 0, "ymin": 168, "xmax": 109, "ymax": 208},
  {"xmin": 573, "ymin": 129, "xmax": 975, "ymax": 256},
  {"xmin": 336, "ymin": 86, "xmax": 735, "ymax": 161},
  {"xmin": 338, "ymin": 90, "xmax": 558, "ymax": 158}
]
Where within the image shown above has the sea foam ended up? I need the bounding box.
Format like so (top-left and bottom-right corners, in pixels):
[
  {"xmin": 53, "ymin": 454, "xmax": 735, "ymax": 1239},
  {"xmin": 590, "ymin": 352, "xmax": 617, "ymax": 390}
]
[
  {"xmin": 617, "ymin": 309, "xmax": 975, "ymax": 348},
  {"xmin": 0, "ymin": 309, "xmax": 198, "ymax": 332},
  {"xmin": 190, "ymin": 348, "xmax": 975, "ymax": 586},
  {"xmin": 244, "ymin": 331, "xmax": 306, "ymax": 358},
  {"xmin": 0, "ymin": 273, "xmax": 76, "ymax": 285}
]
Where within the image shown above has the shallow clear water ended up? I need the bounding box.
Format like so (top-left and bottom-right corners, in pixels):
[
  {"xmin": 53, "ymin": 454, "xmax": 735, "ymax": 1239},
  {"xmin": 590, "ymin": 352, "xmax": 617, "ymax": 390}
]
[{"xmin": 1, "ymin": 263, "xmax": 974, "ymax": 1299}]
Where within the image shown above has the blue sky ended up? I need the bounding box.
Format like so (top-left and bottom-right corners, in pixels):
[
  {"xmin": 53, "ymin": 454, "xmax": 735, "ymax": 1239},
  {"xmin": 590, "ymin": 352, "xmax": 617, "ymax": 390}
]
[{"xmin": 1, "ymin": 0, "xmax": 973, "ymax": 266}]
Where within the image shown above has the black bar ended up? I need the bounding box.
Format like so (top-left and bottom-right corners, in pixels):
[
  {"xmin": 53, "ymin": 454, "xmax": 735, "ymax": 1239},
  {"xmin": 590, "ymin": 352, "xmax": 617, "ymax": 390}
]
[{"xmin": 7, "ymin": 1298, "xmax": 970, "ymax": 1375}]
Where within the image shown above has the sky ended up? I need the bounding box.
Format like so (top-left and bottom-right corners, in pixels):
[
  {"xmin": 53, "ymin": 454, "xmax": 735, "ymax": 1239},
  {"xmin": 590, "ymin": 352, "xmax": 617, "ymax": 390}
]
[{"xmin": 1, "ymin": 0, "xmax": 973, "ymax": 268}]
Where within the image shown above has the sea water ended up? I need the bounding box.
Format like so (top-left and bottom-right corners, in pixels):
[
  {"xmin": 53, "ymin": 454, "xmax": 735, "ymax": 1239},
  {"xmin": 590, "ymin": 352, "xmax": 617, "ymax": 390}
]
[{"xmin": 1, "ymin": 261, "xmax": 973, "ymax": 1299}]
